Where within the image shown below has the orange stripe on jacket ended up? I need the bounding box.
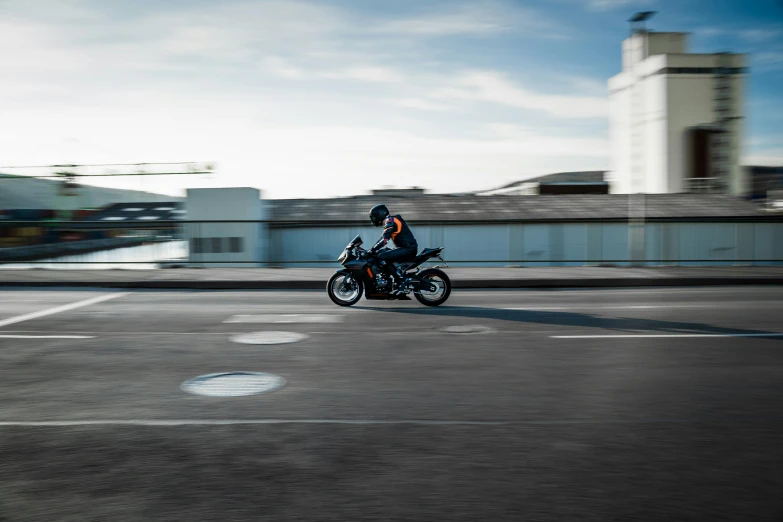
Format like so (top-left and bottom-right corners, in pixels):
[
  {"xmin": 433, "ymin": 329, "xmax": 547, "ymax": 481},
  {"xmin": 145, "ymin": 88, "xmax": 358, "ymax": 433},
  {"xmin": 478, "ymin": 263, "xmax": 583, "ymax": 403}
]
[{"xmin": 391, "ymin": 217, "xmax": 402, "ymax": 240}]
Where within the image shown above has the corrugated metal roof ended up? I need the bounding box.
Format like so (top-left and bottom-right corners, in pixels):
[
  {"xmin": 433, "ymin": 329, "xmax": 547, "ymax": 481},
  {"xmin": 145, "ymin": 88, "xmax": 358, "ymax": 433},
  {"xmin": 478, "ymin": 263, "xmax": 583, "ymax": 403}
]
[
  {"xmin": 477, "ymin": 171, "xmax": 606, "ymax": 194},
  {"xmin": 86, "ymin": 202, "xmax": 185, "ymax": 222},
  {"xmin": 269, "ymin": 194, "xmax": 772, "ymax": 223}
]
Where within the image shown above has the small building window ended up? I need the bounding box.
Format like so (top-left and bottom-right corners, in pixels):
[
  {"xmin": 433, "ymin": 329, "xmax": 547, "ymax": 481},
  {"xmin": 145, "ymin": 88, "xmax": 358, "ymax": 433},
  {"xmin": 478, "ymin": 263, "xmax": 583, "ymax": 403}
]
[
  {"xmin": 663, "ymin": 66, "xmax": 744, "ymax": 76},
  {"xmin": 191, "ymin": 237, "xmax": 241, "ymax": 254}
]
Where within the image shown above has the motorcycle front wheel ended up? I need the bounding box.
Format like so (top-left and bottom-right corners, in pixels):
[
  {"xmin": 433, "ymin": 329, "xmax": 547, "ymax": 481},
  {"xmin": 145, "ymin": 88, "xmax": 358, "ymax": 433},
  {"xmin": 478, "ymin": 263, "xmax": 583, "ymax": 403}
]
[{"xmin": 327, "ymin": 272, "xmax": 364, "ymax": 307}]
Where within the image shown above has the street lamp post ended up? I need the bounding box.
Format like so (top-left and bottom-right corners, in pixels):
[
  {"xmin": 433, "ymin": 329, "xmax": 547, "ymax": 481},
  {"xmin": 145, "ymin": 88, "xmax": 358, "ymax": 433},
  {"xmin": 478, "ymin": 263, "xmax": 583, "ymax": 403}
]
[{"xmin": 627, "ymin": 11, "xmax": 656, "ymax": 267}]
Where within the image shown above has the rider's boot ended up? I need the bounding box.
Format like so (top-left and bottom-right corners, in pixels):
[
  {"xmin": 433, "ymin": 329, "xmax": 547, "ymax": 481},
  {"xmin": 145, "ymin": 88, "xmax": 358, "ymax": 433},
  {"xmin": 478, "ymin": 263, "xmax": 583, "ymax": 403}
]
[{"xmin": 390, "ymin": 268, "xmax": 406, "ymax": 295}]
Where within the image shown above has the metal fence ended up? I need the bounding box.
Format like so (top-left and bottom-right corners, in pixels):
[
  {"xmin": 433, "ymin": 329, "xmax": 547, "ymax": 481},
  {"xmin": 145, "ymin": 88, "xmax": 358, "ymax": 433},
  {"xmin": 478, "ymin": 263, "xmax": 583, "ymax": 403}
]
[{"xmin": 1, "ymin": 219, "xmax": 782, "ymax": 267}]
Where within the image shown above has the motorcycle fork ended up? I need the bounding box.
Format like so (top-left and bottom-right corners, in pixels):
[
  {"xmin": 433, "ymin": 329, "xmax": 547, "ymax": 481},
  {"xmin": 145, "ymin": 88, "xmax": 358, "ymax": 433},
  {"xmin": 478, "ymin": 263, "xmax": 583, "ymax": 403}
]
[{"xmin": 340, "ymin": 274, "xmax": 356, "ymax": 291}]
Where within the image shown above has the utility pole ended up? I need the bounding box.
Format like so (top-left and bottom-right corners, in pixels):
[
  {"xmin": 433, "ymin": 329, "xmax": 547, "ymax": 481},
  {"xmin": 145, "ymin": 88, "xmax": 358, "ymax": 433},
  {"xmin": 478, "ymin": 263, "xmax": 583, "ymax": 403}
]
[{"xmin": 627, "ymin": 11, "xmax": 655, "ymax": 267}]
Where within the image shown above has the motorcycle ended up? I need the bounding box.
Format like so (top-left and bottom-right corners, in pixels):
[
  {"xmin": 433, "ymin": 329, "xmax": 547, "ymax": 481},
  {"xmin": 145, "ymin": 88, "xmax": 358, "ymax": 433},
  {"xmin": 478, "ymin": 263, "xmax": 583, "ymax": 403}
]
[{"xmin": 327, "ymin": 235, "xmax": 452, "ymax": 307}]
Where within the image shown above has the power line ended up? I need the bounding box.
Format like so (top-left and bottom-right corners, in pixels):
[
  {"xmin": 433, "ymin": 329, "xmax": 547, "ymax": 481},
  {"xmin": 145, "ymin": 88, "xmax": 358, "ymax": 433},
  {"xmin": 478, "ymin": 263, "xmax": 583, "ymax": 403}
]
[
  {"xmin": 0, "ymin": 162, "xmax": 213, "ymax": 169},
  {"xmin": 0, "ymin": 161, "xmax": 215, "ymax": 180},
  {"xmin": 0, "ymin": 171, "xmax": 213, "ymax": 180}
]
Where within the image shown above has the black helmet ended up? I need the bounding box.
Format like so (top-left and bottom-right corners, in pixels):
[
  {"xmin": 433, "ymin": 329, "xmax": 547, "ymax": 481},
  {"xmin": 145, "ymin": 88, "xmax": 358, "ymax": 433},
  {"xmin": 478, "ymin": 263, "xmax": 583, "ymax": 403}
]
[{"xmin": 369, "ymin": 204, "xmax": 389, "ymax": 226}]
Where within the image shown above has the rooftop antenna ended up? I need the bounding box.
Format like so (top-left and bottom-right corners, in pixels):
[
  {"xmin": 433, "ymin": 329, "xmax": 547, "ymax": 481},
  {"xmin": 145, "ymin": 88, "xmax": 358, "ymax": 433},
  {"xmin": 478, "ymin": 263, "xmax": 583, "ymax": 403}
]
[{"xmin": 628, "ymin": 11, "xmax": 656, "ymax": 37}]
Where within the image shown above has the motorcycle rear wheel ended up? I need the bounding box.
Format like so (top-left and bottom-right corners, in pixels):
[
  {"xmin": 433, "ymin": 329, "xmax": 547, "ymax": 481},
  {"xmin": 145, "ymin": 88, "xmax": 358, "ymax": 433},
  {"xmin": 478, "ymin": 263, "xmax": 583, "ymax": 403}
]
[{"xmin": 413, "ymin": 269, "xmax": 451, "ymax": 307}]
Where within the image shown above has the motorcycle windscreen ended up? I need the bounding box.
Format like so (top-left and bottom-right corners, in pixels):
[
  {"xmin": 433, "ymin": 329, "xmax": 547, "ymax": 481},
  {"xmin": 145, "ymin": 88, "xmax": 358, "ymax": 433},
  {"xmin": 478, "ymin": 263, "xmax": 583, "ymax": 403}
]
[{"xmin": 337, "ymin": 249, "xmax": 348, "ymax": 264}]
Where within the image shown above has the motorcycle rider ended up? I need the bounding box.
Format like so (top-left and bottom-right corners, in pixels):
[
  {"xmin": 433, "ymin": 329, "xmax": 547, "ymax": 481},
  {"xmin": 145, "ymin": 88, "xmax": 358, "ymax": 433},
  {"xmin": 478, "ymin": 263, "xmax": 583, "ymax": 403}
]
[{"xmin": 368, "ymin": 204, "xmax": 418, "ymax": 292}]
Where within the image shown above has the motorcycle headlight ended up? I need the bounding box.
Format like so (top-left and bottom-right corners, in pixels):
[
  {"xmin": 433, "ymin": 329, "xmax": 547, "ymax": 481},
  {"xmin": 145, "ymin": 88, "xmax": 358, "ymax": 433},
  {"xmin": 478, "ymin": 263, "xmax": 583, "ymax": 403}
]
[{"xmin": 337, "ymin": 250, "xmax": 348, "ymax": 264}]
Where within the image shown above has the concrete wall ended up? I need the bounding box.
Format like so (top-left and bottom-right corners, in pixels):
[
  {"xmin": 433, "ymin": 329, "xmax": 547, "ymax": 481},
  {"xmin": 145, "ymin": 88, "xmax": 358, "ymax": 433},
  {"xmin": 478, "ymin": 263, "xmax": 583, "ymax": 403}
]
[
  {"xmin": 608, "ymin": 83, "xmax": 631, "ymax": 194},
  {"xmin": 646, "ymin": 32, "xmax": 688, "ymax": 58},
  {"xmin": 185, "ymin": 188, "xmax": 266, "ymax": 267},
  {"xmin": 665, "ymin": 54, "xmax": 746, "ymax": 195},
  {"xmin": 268, "ymin": 222, "xmax": 783, "ymax": 267},
  {"xmin": 609, "ymin": 55, "xmax": 669, "ymax": 195}
]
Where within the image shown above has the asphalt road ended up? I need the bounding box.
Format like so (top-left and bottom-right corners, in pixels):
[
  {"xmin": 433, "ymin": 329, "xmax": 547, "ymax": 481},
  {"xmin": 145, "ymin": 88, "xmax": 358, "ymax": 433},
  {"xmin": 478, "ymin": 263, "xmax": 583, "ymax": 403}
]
[{"xmin": 0, "ymin": 286, "xmax": 782, "ymax": 521}]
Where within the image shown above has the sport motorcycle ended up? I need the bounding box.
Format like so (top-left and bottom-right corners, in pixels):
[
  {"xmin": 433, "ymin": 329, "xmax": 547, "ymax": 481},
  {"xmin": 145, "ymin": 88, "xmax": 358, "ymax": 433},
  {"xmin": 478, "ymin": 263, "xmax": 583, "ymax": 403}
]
[{"xmin": 326, "ymin": 235, "xmax": 451, "ymax": 307}]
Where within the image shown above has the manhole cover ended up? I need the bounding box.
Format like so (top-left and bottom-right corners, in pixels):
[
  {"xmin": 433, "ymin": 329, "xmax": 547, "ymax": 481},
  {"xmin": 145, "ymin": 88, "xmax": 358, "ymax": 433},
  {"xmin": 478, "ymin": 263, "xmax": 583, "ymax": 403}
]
[
  {"xmin": 181, "ymin": 372, "xmax": 286, "ymax": 397},
  {"xmin": 440, "ymin": 325, "xmax": 495, "ymax": 335},
  {"xmin": 230, "ymin": 331, "xmax": 310, "ymax": 345}
]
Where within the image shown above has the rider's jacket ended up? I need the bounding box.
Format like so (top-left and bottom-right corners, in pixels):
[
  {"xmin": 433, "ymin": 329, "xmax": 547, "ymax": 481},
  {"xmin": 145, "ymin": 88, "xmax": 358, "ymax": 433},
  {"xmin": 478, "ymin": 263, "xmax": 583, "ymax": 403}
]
[{"xmin": 375, "ymin": 214, "xmax": 417, "ymax": 251}]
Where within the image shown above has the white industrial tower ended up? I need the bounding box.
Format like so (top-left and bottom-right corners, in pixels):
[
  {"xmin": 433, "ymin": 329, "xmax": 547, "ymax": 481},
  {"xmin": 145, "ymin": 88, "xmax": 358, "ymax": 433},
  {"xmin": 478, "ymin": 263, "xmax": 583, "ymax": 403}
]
[{"xmin": 608, "ymin": 23, "xmax": 747, "ymax": 195}]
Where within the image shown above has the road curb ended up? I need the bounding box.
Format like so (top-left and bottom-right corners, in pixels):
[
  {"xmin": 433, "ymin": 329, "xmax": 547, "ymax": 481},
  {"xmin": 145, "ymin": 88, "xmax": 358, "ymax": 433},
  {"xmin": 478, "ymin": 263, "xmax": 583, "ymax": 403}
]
[
  {"xmin": 1, "ymin": 278, "xmax": 782, "ymax": 289},
  {"xmin": 454, "ymin": 277, "xmax": 783, "ymax": 288}
]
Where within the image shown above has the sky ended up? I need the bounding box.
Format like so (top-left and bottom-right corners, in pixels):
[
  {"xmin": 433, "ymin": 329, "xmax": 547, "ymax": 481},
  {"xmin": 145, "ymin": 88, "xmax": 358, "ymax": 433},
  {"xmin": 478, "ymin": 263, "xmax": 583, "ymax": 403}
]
[{"xmin": 1, "ymin": 0, "xmax": 782, "ymax": 199}]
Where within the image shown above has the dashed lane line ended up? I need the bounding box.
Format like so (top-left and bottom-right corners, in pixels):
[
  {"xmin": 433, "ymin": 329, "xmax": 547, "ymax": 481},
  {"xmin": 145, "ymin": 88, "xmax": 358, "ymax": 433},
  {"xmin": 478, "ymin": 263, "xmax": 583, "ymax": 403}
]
[
  {"xmin": 0, "ymin": 419, "xmax": 506, "ymax": 427},
  {"xmin": 0, "ymin": 335, "xmax": 95, "ymax": 339},
  {"xmin": 224, "ymin": 314, "xmax": 345, "ymax": 324},
  {"xmin": 551, "ymin": 333, "xmax": 783, "ymax": 339}
]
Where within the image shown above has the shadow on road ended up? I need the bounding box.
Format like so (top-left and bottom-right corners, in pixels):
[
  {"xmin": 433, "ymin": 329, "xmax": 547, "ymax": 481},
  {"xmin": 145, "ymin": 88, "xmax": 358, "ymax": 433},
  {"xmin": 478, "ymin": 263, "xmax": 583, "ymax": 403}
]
[{"xmin": 361, "ymin": 305, "xmax": 779, "ymax": 336}]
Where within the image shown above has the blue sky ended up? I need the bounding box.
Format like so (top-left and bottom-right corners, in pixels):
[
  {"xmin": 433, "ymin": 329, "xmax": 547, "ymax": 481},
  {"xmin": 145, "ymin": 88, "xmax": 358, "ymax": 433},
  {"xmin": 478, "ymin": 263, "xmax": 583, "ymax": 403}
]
[{"xmin": 1, "ymin": 0, "xmax": 781, "ymax": 198}]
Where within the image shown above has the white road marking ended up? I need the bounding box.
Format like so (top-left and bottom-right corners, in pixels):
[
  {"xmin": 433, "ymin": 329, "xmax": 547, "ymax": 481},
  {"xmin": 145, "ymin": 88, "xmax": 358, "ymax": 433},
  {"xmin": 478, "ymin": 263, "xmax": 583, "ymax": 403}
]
[
  {"xmin": 501, "ymin": 303, "xmax": 779, "ymax": 311},
  {"xmin": 0, "ymin": 335, "xmax": 95, "ymax": 339},
  {"xmin": 502, "ymin": 306, "xmax": 655, "ymax": 311},
  {"xmin": 501, "ymin": 306, "xmax": 569, "ymax": 310},
  {"xmin": 0, "ymin": 292, "xmax": 130, "ymax": 328},
  {"xmin": 224, "ymin": 314, "xmax": 344, "ymax": 324},
  {"xmin": 0, "ymin": 419, "xmax": 506, "ymax": 427},
  {"xmin": 551, "ymin": 333, "xmax": 783, "ymax": 339},
  {"xmin": 526, "ymin": 288, "xmax": 781, "ymax": 295},
  {"xmin": 0, "ymin": 331, "xmax": 233, "ymax": 336},
  {"xmin": 0, "ymin": 417, "xmax": 758, "ymax": 427}
]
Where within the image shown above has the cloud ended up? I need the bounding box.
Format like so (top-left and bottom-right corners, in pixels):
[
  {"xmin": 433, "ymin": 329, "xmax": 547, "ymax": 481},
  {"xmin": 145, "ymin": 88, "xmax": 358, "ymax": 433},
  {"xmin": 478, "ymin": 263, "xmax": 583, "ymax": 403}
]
[
  {"xmin": 0, "ymin": 0, "xmax": 102, "ymax": 23},
  {"xmin": 145, "ymin": 0, "xmax": 348, "ymax": 48},
  {"xmin": 0, "ymin": 0, "xmax": 353, "ymax": 85},
  {"xmin": 696, "ymin": 27, "xmax": 725, "ymax": 38},
  {"xmin": 697, "ymin": 26, "xmax": 783, "ymax": 44},
  {"xmin": 483, "ymin": 123, "xmax": 536, "ymax": 139},
  {"xmin": 0, "ymin": 96, "xmax": 611, "ymax": 198},
  {"xmin": 558, "ymin": 76, "xmax": 608, "ymax": 97},
  {"xmin": 0, "ymin": 0, "xmax": 612, "ymax": 198},
  {"xmin": 323, "ymin": 67, "xmax": 404, "ymax": 83},
  {"xmin": 375, "ymin": 1, "xmax": 564, "ymax": 38},
  {"xmin": 587, "ymin": 0, "xmax": 653, "ymax": 11},
  {"xmin": 261, "ymin": 57, "xmax": 404, "ymax": 83},
  {"xmin": 221, "ymin": 125, "xmax": 610, "ymax": 197},
  {"xmin": 377, "ymin": 9, "xmax": 508, "ymax": 36},
  {"xmin": 0, "ymin": 18, "xmax": 92, "ymax": 75},
  {"xmin": 754, "ymin": 52, "xmax": 783, "ymax": 71},
  {"xmin": 738, "ymin": 29, "xmax": 783, "ymax": 43},
  {"xmin": 393, "ymin": 98, "xmax": 449, "ymax": 111},
  {"xmin": 743, "ymin": 150, "xmax": 783, "ymax": 166},
  {"xmin": 261, "ymin": 56, "xmax": 308, "ymax": 79},
  {"xmin": 432, "ymin": 71, "xmax": 608, "ymax": 119}
]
